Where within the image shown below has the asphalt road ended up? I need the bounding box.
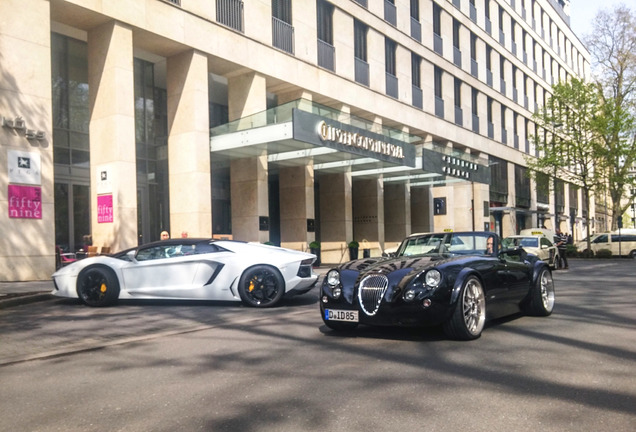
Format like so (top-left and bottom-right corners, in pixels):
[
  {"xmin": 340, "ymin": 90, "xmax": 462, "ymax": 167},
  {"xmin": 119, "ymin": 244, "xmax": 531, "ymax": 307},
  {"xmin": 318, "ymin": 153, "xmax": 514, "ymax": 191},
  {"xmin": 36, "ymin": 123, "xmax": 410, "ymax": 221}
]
[{"xmin": 1, "ymin": 259, "xmax": 635, "ymax": 432}]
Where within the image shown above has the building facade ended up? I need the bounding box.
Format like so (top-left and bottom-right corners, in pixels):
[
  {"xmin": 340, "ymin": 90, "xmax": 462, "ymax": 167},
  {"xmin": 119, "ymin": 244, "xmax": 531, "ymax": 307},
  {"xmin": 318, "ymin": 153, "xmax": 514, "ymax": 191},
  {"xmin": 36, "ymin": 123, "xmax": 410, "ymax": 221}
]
[{"xmin": 1, "ymin": 0, "xmax": 594, "ymax": 281}]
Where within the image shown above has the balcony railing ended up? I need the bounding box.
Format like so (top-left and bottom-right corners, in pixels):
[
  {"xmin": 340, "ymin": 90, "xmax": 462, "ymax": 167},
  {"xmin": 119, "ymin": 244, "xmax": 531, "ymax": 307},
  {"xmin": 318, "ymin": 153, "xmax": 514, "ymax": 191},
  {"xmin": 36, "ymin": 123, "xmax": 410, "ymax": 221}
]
[
  {"xmin": 453, "ymin": 47, "xmax": 462, "ymax": 67},
  {"xmin": 471, "ymin": 59, "xmax": 478, "ymax": 77},
  {"xmin": 435, "ymin": 97, "xmax": 445, "ymax": 118},
  {"xmin": 318, "ymin": 39, "xmax": 335, "ymax": 71},
  {"xmin": 217, "ymin": 0, "xmax": 244, "ymax": 32},
  {"xmin": 410, "ymin": 17, "xmax": 421, "ymax": 42},
  {"xmin": 434, "ymin": 33, "xmax": 443, "ymax": 55},
  {"xmin": 455, "ymin": 106, "xmax": 463, "ymax": 126},
  {"xmin": 412, "ymin": 85, "xmax": 423, "ymax": 109},
  {"xmin": 272, "ymin": 17, "xmax": 294, "ymax": 54},
  {"xmin": 469, "ymin": 4, "xmax": 477, "ymax": 22},
  {"xmin": 384, "ymin": 0, "xmax": 396, "ymax": 26},
  {"xmin": 355, "ymin": 57, "xmax": 369, "ymax": 86},
  {"xmin": 386, "ymin": 72, "xmax": 398, "ymax": 99}
]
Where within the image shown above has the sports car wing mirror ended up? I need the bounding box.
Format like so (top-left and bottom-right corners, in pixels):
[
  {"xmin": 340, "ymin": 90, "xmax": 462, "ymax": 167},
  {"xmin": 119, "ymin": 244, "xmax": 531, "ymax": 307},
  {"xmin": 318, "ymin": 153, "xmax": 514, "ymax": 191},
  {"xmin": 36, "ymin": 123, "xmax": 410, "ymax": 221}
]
[
  {"xmin": 126, "ymin": 250, "xmax": 138, "ymax": 263},
  {"xmin": 500, "ymin": 246, "xmax": 528, "ymax": 261}
]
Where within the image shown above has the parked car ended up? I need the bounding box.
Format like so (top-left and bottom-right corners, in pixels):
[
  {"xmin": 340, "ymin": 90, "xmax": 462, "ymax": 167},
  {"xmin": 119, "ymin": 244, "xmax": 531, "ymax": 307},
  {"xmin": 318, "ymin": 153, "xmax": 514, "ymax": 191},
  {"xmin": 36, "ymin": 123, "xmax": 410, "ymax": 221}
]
[
  {"xmin": 52, "ymin": 239, "xmax": 318, "ymax": 307},
  {"xmin": 576, "ymin": 231, "xmax": 636, "ymax": 258},
  {"xmin": 320, "ymin": 231, "xmax": 555, "ymax": 340},
  {"xmin": 502, "ymin": 234, "xmax": 559, "ymax": 269}
]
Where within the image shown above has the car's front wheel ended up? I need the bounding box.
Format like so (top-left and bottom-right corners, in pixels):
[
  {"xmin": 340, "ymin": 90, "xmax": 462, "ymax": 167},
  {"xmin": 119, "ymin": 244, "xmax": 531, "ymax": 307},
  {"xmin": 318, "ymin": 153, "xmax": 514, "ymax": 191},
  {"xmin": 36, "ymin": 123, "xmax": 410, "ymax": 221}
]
[
  {"xmin": 443, "ymin": 276, "xmax": 486, "ymax": 340},
  {"xmin": 525, "ymin": 267, "xmax": 555, "ymax": 316},
  {"xmin": 76, "ymin": 265, "xmax": 120, "ymax": 307},
  {"xmin": 238, "ymin": 265, "xmax": 285, "ymax": 307}
]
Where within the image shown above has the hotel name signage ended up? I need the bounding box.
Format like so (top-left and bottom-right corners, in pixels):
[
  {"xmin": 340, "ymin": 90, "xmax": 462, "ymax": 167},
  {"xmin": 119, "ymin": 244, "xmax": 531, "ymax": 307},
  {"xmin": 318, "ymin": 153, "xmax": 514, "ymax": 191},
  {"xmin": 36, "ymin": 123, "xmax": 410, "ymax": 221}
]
[
  {"xmin": 422, "ymin": 147, "xmax": 490, "ymax": 184},
  {"xmin": 292, "ymin": 110, "xmax": 415, "ymax": 167},
  {"xmin": 317, "ymin": 121, "xmax": 405, "ymax": 160}
]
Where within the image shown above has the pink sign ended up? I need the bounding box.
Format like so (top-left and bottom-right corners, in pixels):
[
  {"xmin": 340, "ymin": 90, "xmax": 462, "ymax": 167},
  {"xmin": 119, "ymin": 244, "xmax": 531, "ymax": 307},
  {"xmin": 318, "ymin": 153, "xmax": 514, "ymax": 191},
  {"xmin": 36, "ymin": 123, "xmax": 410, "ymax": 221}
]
[
  {"xmin": 97, "ymin": 194, "xmax": 114, "ymax": 223},
  {"xmin": 8, "ymin": 185, "xmax": 42, "ymax": 219}
]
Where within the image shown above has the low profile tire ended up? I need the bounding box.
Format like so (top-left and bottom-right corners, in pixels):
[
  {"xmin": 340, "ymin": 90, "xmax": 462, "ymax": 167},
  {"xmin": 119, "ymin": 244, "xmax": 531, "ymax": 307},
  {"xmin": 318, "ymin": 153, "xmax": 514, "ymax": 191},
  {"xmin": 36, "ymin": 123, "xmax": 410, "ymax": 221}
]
[
  {"xmin": 443, "ymin": 276, "xmax": 486, "ymax": 341},
  {"xmin": 526, "ymin": 267, "xmax": 555, "ymax": 316},
  {"xmin": 76, "ymin": 265, "xmax": 120, "ymax": 307},
  {"xmin": 238, "ymin": 265, "xmax": 285, "ymax": 307}
]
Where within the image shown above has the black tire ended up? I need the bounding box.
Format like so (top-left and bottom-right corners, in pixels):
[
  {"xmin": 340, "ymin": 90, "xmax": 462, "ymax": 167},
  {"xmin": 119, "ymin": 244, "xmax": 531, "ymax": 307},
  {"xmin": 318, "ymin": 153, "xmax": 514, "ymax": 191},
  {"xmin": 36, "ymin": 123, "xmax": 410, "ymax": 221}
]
[
  {"xmin": 238, "ymin": 265, "xmax": 285, "ymax": 307},
  {"xmin": 443, "ymin": 276, "xmax": 486, "ymax": 340},
  {"xmin": 526, "ymin": 267, "xmax": 555, "ymax": 316},
  {"xmin": 76, "ymin": 265, "xmax": 120, "ymax": 307},
  {"xmin": 629, "ymin": 250, "xmax": 636, "ymax": 259}
]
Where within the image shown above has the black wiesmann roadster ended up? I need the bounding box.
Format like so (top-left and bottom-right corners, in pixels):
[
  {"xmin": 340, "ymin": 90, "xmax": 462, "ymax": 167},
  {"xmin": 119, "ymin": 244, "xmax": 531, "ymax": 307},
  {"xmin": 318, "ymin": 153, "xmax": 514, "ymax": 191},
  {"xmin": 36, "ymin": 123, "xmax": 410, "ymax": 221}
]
[{"xmin": 320, "ymin": 231, "xmax": 555, "ymax": 340}]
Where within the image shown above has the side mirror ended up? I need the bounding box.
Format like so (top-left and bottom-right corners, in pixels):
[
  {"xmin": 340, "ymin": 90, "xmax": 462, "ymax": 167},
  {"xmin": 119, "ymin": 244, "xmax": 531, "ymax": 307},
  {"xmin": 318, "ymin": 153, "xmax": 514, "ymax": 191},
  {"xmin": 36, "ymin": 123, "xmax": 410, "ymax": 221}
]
[
  {"xmin": 126, "ymin": 250, "xmax": 138, "ymax": 263},
  {"xmin": 500, "ymin": 246, "xmax": 528, "ymax": 260}
]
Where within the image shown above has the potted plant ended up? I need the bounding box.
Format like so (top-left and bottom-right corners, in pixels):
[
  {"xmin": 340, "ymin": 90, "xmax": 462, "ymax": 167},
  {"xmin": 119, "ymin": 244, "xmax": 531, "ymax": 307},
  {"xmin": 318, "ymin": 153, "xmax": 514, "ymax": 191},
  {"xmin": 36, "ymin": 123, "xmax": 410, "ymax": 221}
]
[
  {"xmin": 309, "ymin": 241, "xmax": 321, "ymax": 266},
  {"xmin": 348, "ymin": 241, "xmax": 359, "ymax": 260}
]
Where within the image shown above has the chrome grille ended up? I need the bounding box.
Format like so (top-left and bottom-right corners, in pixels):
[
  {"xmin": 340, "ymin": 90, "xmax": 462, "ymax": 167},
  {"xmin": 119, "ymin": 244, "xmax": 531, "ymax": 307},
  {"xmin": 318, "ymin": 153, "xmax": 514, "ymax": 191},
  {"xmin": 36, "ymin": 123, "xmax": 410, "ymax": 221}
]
[{"xmin": 358, "ymin": 274, "xmax": 389, "ymax": 316}]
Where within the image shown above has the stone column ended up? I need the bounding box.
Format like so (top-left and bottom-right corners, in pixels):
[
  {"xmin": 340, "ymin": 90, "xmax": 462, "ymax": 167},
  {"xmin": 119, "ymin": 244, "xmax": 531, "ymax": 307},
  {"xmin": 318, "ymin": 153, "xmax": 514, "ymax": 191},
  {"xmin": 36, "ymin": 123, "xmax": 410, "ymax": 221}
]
[
  {"xmin": 384, "ymin": 182, "xmax": 411, "ymax": 245},
  {"xmin": 319, "ymin": 171, "xmax": 353, "ymax": 264},
  {"xmin": 166, "ymin": 49, "xmax": 212, "ymax": 238},
  {"xmin": 228, "ymin": 72, "xmax": 269, "ymax": 243},
  {"xmin": 88, "ymin": 21, "xmax": 137, "ymax": 252},
  {"xmin": 279, "ymin": 163, "xmax": 315, "ymax": 251},
  {"xmin": 353, "ymin": 177, "xmax": 385, "ymax": 256},
  {"xmin": 411, "ymin": 186, "xmax": 434, "ymax": 233},
  {"xmin": 0, "ymin": 0, "xmax": 54, "ymax": 281}
]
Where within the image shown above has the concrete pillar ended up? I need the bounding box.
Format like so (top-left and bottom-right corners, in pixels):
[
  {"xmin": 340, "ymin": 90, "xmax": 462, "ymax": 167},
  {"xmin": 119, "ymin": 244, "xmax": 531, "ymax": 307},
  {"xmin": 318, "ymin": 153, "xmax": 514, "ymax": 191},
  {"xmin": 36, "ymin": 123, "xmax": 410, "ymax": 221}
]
[
  {"xmin": 0, "ymin": 0, "xmax": 54, "ymax": 281},
  {"xmin": 228, "ymin": 71, "xmax": 269, "ymax": 242},
  {"xmin": 353, "ymin": 177, "xmax": 385, "ymax": 256},
  {"xmin": 279, "ymin": 163, "xmax": 315, "ymax": 251},
  {"xmin": 166, "ymin": 49, "xmax": 212, "ymax": 238},
  {"xmin": 411, "ymin": 186, "xmax": 434, "ymax": 234},
  {"xmin": 88, "ymin": 21, "xmax": 137, "ymax": 252},
  {"xmin": 319, "ymin": 171, "xmax": 353, "ymax": 264},
  {"xmin": 384, "ymin": 182, "xmax": 411, "ymax": 249}
]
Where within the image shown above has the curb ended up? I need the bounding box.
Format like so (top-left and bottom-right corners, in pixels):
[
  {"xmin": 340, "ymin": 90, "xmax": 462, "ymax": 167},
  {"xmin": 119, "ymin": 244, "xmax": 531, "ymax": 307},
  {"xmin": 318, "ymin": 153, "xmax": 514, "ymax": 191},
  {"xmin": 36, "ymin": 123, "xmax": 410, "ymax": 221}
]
[{"xmin": 0, "ymin": 293, "xmax": 52, "ymax": 309}]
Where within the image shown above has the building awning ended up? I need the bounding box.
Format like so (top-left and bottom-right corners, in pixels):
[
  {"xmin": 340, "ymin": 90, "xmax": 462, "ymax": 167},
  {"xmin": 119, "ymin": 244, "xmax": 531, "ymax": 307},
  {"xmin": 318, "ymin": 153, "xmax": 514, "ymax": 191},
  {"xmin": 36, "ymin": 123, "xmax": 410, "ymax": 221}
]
[{"xmin": 209, "ymin": 99, "xmax": 467, "ymax": 187}]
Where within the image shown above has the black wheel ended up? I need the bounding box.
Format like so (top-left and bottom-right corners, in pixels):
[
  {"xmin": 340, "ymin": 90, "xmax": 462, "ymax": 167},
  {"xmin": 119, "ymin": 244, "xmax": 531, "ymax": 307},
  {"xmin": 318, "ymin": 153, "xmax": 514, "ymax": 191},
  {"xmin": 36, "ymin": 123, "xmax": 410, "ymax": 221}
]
[
  {"xmin": 76, "ymin": 266, "xmax": 120, "ymax": 307},
  {"xmin": 629, "ymin": 250, "xmax": 636, "ymax": 259},
  {"xmin": 443, "ymin": 276, "xmax": 486, "ymax": 340},
  {"xmin": 525, "ymin": 267, "xmax": 555, "ymax": 316},
  {"xmin": 238, "ymin": 265, "xmax": 285, "ymax": 307}
]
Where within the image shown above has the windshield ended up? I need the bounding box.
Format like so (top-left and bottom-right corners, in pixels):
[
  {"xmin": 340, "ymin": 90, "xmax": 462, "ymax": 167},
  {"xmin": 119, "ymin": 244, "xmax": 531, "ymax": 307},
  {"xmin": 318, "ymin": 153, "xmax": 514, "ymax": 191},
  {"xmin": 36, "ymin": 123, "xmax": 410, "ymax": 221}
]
[
  {"xmin": 397, "ymin": 232, "xmax": 496, "ymax": 257},
  {"xmin": 503, "ymin": 237, "xmax": 538, "ymax": 248}
]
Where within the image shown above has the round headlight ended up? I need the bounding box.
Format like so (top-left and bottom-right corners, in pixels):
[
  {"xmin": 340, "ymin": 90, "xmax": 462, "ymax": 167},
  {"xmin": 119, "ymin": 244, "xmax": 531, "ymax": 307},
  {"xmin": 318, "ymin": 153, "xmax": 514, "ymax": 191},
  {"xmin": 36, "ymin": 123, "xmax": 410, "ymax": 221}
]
[
  {"xmin": 326, "ymin": 269, "xmax": 340, "ymax": 287},
  {"xmin": 425, "ymin": 269, "xmax": 441, "ymax": 288},
  {"xmin": 404, "ymin": 289, "xmax": 416, "ymax": 301}
]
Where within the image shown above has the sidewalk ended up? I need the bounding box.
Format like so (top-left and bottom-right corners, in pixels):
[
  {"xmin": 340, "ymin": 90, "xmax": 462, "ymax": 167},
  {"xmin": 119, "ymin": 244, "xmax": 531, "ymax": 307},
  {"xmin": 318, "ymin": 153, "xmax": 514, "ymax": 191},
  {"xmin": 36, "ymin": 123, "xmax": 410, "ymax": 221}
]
[{"xmin": 0, "ymin": 280, "xmax": 54, "ymax": 308}]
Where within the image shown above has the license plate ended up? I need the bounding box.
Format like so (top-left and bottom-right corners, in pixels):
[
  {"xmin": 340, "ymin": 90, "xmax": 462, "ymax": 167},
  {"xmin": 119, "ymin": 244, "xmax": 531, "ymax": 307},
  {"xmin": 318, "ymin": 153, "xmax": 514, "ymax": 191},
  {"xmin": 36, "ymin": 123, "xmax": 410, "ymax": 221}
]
[{"xmin": 324, "ymin": 309, "xmax": 359, "ymax": 322}]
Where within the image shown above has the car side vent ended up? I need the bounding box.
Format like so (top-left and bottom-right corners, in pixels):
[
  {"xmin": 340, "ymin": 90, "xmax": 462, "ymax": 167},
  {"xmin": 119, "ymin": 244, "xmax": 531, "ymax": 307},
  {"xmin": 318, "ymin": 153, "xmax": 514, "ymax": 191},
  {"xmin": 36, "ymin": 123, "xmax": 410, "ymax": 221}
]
[{"xmin": 358, "ymin": 274, "xmax": 389, "ymax": 316}]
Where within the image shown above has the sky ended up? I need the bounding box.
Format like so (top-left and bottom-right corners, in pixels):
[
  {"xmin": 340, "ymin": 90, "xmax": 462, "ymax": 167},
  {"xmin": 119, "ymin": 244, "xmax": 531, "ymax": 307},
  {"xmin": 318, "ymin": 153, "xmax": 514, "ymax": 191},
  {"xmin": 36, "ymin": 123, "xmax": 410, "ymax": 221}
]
[{"xmin": 568, "ymin": 0, "xmax": 629, "ymax": 41}]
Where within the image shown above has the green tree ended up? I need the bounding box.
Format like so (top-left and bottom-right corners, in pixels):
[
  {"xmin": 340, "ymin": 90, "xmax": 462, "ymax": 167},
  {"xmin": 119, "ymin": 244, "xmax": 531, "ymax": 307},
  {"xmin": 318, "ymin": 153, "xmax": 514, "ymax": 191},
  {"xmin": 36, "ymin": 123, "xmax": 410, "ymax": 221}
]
[
  {"xmin": 585, "ymin": 4, "xmax": 636, "ymax": 230},
  {"xmin": 526, "ymin": 79, "xmax": 603, "ymax": 253}
]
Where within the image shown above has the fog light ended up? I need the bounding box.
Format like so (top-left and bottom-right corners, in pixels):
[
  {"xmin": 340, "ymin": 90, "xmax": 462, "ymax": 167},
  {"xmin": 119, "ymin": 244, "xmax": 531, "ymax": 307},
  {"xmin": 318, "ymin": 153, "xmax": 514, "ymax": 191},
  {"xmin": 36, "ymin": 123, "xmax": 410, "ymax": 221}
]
[
  {"xmin": 322, "ymin": 295, "xmax": 329, "ymax": 303},
  {"xmin": 333, "ymin": 287, "xmax": 342, "ymax": 299},
  {"xmin": 422, "ymin": 299, "xmax": 432, "ymax": 308},
  {"xmin": 404, "ymin": 289, "xmax": 416, "ymax": 301}
]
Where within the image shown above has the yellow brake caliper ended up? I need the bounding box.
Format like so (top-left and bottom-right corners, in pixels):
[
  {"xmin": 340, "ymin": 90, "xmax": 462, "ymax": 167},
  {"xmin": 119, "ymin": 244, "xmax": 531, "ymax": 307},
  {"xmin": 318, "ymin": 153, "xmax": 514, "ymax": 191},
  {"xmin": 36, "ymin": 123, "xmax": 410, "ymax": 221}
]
[
  {"xmin": 248, "ymin": 276, "xmax": 257, "ymax": 292},
  {"xmin": 100, "ymin": 283, "xmax": 107, "ymax": 293}
]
